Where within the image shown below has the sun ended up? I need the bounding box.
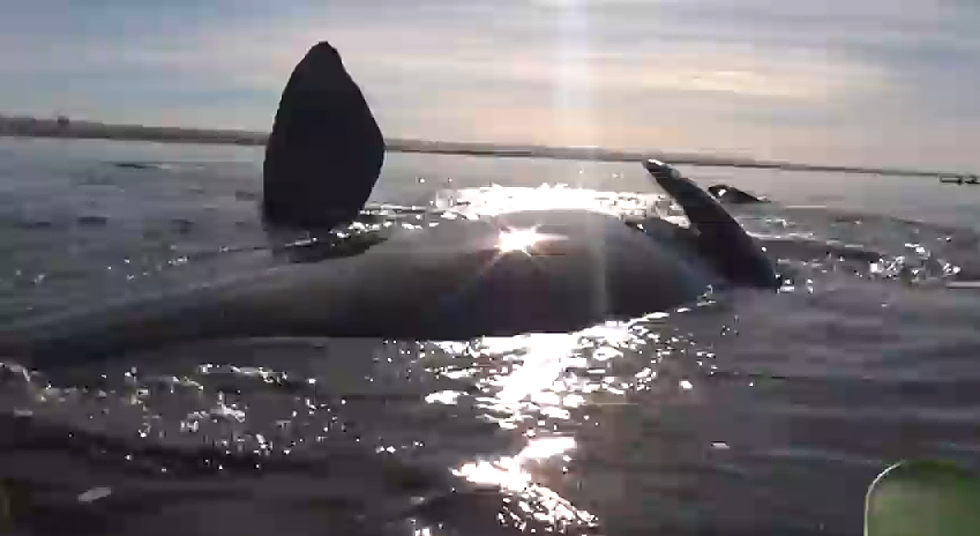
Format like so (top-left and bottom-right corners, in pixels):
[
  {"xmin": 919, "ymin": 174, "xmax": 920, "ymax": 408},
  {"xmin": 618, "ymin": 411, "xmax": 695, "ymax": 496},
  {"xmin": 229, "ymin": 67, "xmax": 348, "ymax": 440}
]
[{"xmin": 497, "ymin": 227, "xmax": 547, "ymax": 254}]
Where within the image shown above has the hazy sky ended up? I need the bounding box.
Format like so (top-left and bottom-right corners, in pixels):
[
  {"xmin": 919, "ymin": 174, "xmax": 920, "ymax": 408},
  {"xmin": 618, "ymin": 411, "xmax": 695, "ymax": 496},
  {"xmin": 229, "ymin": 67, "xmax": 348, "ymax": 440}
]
[{"xmin": 2, "ymin": 0, "xmax": 978, "ymax": 170}]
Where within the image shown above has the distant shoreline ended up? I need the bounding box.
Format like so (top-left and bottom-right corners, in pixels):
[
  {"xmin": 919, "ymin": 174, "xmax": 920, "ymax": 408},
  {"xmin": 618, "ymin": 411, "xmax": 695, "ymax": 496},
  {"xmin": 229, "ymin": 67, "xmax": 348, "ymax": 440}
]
[{"xmin": 0, "ymin": 114, "xmax": 973, "ymax": 179}]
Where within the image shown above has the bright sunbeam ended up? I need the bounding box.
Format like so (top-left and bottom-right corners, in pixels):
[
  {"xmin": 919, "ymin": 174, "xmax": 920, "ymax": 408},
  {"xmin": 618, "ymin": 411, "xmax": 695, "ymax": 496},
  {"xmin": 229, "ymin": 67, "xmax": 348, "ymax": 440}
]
[
  {"xmin": 498, "ymin": 227, "xmax": 547, "ymax": 254},
  {"xmin": 553, "ymin": 0, "xmax": 593, "ymax": 165}
]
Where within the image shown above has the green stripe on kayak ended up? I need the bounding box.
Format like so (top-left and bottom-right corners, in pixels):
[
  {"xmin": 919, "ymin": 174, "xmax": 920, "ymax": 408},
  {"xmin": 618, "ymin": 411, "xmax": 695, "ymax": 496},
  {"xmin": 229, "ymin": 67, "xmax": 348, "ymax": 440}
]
[{"xmin": 865, "ymin": 460, "xmax": 980, "ymax": 536}]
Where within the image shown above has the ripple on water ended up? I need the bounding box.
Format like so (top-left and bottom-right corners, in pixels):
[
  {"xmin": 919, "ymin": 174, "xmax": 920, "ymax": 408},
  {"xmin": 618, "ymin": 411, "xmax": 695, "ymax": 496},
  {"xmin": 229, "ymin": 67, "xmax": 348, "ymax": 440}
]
[{"xmin": 76, "ymin": 215, "xmax": 110, "ymax": 227}]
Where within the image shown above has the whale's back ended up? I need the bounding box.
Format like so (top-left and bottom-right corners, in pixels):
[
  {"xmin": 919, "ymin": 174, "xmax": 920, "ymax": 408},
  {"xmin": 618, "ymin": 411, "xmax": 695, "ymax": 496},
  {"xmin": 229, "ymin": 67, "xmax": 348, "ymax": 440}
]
[
  {"xmin": 292, "ymin": 209, "xmax": 713, "ymax": 339},
  {"xmin": 1, "ymin": 210, "xmax": 715, "ymax": 364}
]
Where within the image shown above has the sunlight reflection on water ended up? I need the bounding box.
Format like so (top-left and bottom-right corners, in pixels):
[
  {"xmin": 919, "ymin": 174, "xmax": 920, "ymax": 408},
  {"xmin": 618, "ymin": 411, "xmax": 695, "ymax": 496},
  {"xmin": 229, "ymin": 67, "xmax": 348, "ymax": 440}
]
[
  {"xmin": 423, "ymin": 312, "xmax": 682, "ymax": 533},
  {"xmin": 434, "ymin": 183, "xmax": 667, "ymax": 220}
]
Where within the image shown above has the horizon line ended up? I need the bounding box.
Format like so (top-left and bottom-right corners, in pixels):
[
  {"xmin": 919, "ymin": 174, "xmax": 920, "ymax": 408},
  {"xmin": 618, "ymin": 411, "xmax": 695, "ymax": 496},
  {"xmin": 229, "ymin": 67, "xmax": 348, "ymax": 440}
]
[{"xmin": 0, "ymin": 113, "xmax": 976, "ymax": 180}]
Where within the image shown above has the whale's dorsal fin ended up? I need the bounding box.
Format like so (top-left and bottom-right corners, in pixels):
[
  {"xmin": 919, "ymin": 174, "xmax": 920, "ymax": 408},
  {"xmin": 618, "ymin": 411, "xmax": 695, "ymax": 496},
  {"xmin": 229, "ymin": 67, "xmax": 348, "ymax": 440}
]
[
  {"xmin": 643, "ymin": 160, "xmax": 778, "ymax": 288},
  {"xmin": 262, "ymin": 42, "xmax": 385, "ymax": 229}
]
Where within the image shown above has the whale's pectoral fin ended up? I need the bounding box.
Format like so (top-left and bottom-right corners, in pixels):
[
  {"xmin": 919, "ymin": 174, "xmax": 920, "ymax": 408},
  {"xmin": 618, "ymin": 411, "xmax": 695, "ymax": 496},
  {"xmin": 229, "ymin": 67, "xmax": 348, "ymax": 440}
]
[
  {"xmin": 262, "ymin": 41, "xmax": 386, "ymax": 230},
  {"xmin": 643, "ymin": 160, "xmax": 778, "ymax": 289}
]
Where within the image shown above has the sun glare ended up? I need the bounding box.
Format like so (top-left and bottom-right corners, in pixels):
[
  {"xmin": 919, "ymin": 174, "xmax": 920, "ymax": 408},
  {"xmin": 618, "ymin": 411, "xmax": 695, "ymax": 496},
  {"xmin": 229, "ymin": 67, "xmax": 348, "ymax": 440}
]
[{"xmin": 498, "ymin": 227, "xmax": 546, "ymax": 254}]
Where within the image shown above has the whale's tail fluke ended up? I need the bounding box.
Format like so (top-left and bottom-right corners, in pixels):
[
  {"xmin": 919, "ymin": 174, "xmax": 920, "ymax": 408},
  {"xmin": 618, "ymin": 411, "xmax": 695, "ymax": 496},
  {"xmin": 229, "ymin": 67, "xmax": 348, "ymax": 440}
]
[
  {"xmin": 644, "ymin": 160, "xmax": 778, "ymax": 289},
  {"xmin": 262, "ymin": 42, "xmax": 385, "ymax": 229}
]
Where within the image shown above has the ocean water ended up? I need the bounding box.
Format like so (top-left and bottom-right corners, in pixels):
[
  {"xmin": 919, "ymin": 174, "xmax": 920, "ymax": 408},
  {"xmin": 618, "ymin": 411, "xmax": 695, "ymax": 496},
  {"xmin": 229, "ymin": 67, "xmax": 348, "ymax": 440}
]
[{"xmin": 1, "ymin": 136, "xmax": 980, "ymax": 535}]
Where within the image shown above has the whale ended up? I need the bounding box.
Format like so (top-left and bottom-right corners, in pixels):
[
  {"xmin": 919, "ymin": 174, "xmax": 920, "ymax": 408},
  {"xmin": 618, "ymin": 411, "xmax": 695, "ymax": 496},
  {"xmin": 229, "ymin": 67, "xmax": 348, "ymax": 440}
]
[
  {"xmin": 0, "ymin": 41, "xmax": 777, "ymax": 366},
  {"xmin": 707, "ymin": 184, "xmax": 769, "ymax": 204}
]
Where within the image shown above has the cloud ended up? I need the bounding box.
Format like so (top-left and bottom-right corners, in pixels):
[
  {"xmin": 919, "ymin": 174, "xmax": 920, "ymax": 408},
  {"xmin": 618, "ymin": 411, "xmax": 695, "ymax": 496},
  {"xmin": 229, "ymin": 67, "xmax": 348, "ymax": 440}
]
[{"xmin": 1, "ymin": 0, "xmax": 979, "ymax": 169}]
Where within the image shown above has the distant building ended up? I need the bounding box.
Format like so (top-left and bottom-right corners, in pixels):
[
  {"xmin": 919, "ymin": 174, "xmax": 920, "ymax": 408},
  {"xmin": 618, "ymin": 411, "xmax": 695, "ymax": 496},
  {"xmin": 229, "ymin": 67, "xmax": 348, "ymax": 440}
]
[{"xmin": 56, "ymin": 115, "xmax": 70, "ymax": 129}]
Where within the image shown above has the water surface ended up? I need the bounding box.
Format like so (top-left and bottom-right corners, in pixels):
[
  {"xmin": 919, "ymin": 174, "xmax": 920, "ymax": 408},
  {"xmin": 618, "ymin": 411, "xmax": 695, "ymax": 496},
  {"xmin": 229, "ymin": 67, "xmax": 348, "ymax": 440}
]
[{"xmin": 1, "ymin": 137, "xmax": 979, "ymax": 536}]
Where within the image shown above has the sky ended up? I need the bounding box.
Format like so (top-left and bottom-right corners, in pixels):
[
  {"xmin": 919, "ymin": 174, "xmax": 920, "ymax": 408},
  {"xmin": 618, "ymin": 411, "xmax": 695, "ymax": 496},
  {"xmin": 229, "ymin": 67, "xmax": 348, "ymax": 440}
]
[{"xmin": 2, "ymin": 0, "xmax": 979, "ymax": 170}]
